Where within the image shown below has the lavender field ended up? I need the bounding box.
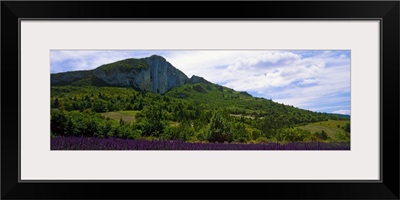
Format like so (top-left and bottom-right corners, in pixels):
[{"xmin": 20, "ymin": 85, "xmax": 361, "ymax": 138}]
[{"xmin": 51, "ymin": 136, "xmax": 350, "ymax": 150}]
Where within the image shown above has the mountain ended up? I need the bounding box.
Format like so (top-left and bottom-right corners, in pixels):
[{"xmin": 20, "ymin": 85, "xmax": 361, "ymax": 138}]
[
  {"xmin": 51, "ymin": 55, "xmax": 188, "ymax": 94},
  {"xmin": 51, "ymin": 55, "xmax": 348, "ymax": 120}
]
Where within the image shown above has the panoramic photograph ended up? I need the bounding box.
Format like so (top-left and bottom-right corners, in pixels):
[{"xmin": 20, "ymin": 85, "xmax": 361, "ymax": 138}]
[{"xmin": 50, "ymin": 50, "xmax": 350, "ymax": 150}]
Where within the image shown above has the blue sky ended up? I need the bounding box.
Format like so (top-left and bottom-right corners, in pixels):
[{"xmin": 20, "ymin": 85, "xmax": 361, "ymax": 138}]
[{"xmin": 51, "ymin": 50, "xmax": 351, "ymax": 115}]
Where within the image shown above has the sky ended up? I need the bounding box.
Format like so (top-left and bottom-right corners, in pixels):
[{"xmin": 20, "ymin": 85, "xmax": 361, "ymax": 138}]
[{"xmin": 50, "ymin": 50, "xmax": 351, "ymax": 115}]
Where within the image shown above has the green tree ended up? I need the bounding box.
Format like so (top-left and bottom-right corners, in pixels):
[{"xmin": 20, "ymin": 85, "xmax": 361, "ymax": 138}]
[
  {"xmin": 50, "ymin": 109, "xmax": 67, "ymax": 135},
  {"xmin": 334, "ymin": 131, "xmax": 350, "ymax": 142},
  {"xmin": 141, "ymin": 104, "xmax": 167, "ymax": 136},
  {"xmin": 232, "ymin": 122, "xmax": 249, "ymax": 142},
  {"xmin": 54, "ymin": 98, "xmax": 60, "ymax": 108},
  {"xmin": 313, "ymin": 130, "xmax": 329, "ymax": 141},
  {"xmin": 93, "ymin": 100, "xmax": 108, "ymax": 112},
  {"xmin": 344, "ymin": 123, "xmax": 350, "ymax": 133},
  {"xmin": 207, "ymin": 111, "xmax": 233, "ymax": 143},
  {"xmin": 282, "ymin": 128, "xmax": 305, "ymax": 142}
]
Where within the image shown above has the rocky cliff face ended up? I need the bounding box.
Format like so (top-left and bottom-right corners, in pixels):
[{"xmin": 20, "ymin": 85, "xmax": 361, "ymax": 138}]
[
  {"xmin": 144, "ymin": 55, "xmax": 188, "ymax": 94},
  {"xmin": 51, "ymin": 55, "xmax": 189, "ymax": 94},
  {"xmin": 187, "ymin": 75, "xmax": 211, "ymax": 84}
]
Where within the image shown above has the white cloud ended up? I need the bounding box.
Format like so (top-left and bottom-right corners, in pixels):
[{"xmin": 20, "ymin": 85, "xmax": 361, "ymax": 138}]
[
  {"xmin": 50, "ymin": 50, "xmax": 156, "ymax": 73},
  {"xmin": 268, "ymin": 69, "xmax": 350, "ymax": 112},
  {"xmin": 332, "ymin": 110, "xmax": 351, "ymax": 115},
  {"xmin": 299, "ymin": 78, "xmax": 318, "ymax": 85}
]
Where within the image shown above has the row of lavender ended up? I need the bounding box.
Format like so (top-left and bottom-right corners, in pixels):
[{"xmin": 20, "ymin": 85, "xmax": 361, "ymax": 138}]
[{"xmin": 51, "ymin": 136, "xmax": 350, "ymax": 150}]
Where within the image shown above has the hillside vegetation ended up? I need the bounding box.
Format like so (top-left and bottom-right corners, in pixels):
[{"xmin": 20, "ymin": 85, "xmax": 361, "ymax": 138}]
[{"xmin": 51, "ymin": 84, "xmax": 350, "ymax": 143}]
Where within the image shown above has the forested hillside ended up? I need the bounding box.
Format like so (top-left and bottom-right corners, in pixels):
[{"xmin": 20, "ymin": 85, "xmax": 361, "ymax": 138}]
[{"xmin": 51, "ymin": 85, "xmax": 349, "ymax": 144}]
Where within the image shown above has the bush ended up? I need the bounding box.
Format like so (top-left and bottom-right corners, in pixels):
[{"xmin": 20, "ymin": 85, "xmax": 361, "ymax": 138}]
[
  {"xmin": 207, "ymin": 111, "xmax": 233, "ymax": 143},
  {"xmin": 313, "ymin": 130, "xmax": 330, "ymax": 141},
  {"xmin": 140, "ymin": 104, "xmax": 167, "ymax": 136},
  {"xmin": 231, "ymin": 122, "xmax": 249, "ymax": 143},
  {"xmin": 343, "ymin": 123, "xmax": 350, "ymax": 133},
  {"xmin": 334, "ymin": 131, "xmax": 350, "ymax": 142},
  {"xmin": 251, "ymin": 129, "xmax": 262, "ymax": 140},
  {"xmin": 281, "ymin": 128, "xmax": 306, "ymax": 142},
  {"xmin": 51, "ymin": 109, "xmax": 118, "ymax": 137}
]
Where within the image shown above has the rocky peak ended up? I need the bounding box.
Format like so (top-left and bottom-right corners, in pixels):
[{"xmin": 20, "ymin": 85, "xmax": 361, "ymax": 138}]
[
  {"xmin": 147, "ymin": 54, "xmax": 167, "ymax": 61},
  {"xmin": 188, "ymin": 75, "xmax": 210, "ymax": 84}
]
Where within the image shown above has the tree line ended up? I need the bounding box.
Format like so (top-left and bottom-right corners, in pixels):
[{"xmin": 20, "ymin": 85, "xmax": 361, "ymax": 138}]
[{"xmin": 51, "ymin": 86, "xmax": 350, "ymax": 143}]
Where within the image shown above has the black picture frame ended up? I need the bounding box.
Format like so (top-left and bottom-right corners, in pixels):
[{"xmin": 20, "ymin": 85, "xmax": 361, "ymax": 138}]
[{"xmin": 1, "ymin": 1, "xmax": 399, "ymax": 199}]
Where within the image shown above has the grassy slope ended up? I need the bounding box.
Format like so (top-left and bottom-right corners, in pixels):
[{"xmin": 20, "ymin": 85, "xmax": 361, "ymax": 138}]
[
  {"xmin": 100, "ymin": 111, "xmax": 139, "ymax": 123},
  {"xmin": 297, "ymin": 119, "xmax": 350, "ymax": 139}
]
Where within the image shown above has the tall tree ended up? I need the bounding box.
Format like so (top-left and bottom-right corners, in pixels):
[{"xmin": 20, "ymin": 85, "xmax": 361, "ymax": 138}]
[{"xmin": 207, "ymin": 111, "xmax": 233, "ymax": 143}]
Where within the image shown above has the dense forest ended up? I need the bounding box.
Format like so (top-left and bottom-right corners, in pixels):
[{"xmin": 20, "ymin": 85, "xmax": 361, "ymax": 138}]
[{"xmin": 51, "ymin": 83, "xmax": 350, "ymax": 144}]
